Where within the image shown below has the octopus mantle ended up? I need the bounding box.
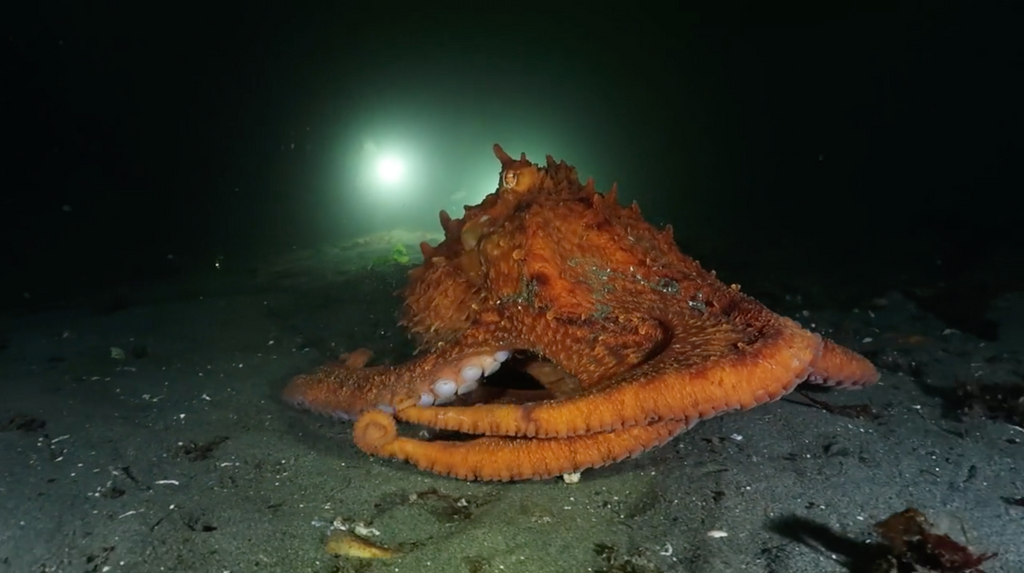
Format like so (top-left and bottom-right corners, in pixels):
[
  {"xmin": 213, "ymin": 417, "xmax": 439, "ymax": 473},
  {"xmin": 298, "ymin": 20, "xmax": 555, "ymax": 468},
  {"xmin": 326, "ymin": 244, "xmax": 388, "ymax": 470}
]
[{"xmin": 283, "ymin": 144, "xmax": 879, "ymax": 481}]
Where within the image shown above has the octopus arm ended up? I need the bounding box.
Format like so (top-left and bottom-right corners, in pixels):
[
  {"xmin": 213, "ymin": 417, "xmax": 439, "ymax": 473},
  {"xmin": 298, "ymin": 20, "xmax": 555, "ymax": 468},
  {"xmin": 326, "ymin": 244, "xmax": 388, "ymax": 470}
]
[
  {"xmin": 354, "ymin": 409, "xmax": 688, "ymax": 481},
  {"xmin": 394, "ymin": 309, "xmax": 824, "ymax": 439},
  {"xmin": 807, "ymin": 338, "xmax": 880, "ymax": 387}
]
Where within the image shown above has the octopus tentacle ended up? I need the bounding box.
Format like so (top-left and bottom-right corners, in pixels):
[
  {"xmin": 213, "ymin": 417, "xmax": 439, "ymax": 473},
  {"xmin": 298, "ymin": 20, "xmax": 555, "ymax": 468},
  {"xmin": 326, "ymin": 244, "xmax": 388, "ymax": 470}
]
[
  {"xmin": 353, "ymin": 409, "xmax": 689, "ymax": 481},
  {"xmin": 806, "ymin": 338, "xmax": 880, "ymax": 387},
  {"xmin": 281, "ymin": 343, "xmax": 512, "ymax": 419},
  {"xmin": 395, "ymin": 312, "xmax": 823, "ymax": 439}
]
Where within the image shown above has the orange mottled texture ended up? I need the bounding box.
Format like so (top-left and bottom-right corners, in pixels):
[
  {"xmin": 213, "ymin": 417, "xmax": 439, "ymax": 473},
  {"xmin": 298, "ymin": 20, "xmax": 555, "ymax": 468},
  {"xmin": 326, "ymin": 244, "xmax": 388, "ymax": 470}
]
[{"xmin": 283, "ymin": 144, "xmax": 880, "ymax": 481}]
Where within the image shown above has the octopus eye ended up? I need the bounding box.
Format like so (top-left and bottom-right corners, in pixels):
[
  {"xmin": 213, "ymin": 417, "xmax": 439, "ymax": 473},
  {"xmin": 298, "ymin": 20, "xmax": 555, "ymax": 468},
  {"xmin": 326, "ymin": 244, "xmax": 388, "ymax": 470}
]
[{"xmin": 501, "ymin": 170, "xmax": 518, "ymax": 189}]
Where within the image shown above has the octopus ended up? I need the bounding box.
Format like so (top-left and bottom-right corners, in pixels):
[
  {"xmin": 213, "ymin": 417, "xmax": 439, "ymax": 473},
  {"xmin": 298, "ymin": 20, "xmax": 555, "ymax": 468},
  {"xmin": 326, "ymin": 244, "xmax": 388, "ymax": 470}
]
[{"xmin": 282, "ymin": 144, "xmax": 880, "ymax": 482}]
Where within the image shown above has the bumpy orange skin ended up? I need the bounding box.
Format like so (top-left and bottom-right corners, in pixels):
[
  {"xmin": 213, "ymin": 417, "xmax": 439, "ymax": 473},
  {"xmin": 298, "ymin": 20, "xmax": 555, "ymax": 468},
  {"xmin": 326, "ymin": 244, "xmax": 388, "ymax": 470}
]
[{"xmin": 282, "ymin": 144, "xmax": 879, "ymax": 481}]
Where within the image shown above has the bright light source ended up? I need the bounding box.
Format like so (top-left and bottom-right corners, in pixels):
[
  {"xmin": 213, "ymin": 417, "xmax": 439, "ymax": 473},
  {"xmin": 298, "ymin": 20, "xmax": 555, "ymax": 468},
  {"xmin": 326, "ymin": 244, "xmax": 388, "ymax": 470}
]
[{"xmin": 376, "ymin": 156, "xmax": 405, "ymax": 184}]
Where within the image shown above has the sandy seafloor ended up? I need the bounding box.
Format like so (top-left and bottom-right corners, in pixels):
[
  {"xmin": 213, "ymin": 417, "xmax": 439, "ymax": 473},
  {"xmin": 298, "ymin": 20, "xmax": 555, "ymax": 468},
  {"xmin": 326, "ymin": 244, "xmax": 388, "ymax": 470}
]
[{"xmin": 1, "ymin": 236, "xmax": 1022, "ymax": 573}]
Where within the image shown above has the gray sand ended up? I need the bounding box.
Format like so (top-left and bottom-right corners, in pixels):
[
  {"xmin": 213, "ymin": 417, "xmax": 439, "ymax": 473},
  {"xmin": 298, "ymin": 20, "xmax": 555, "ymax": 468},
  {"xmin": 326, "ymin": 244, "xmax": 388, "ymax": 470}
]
[{"xmin": 2, "ymin": 241, "xmax": 1021, "ymax": 573}]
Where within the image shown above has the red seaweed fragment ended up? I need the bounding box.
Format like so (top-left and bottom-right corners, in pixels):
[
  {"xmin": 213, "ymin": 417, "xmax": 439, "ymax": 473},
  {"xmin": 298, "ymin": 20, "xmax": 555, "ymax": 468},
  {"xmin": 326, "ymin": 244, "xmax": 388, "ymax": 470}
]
[{"xmin": 874, "ymin": 508, "xmax": 997, "ymax": 572}]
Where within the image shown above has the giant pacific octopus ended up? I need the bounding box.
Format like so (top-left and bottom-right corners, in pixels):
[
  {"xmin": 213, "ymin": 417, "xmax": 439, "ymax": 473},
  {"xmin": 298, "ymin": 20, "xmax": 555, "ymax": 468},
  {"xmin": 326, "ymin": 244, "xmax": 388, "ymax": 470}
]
[{"xmin": 283, "ymin": 144, "xmax": 879, "ymax": 481}]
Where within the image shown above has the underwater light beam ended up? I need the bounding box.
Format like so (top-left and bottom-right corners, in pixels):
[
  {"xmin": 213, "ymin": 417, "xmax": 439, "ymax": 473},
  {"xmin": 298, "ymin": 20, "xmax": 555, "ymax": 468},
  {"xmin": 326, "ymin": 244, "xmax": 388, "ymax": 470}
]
[{"xmin": 375, "ymin": 156, "xmax": 405, "ymax": 185}]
